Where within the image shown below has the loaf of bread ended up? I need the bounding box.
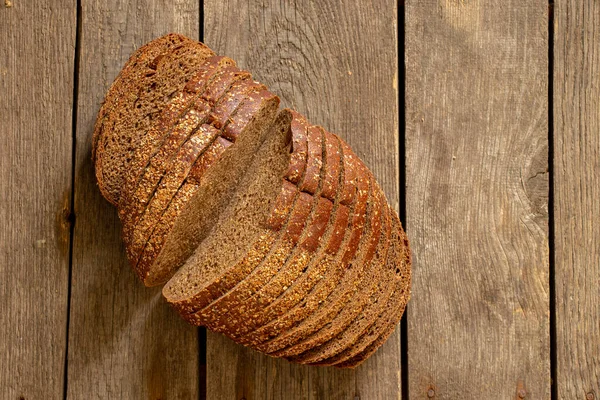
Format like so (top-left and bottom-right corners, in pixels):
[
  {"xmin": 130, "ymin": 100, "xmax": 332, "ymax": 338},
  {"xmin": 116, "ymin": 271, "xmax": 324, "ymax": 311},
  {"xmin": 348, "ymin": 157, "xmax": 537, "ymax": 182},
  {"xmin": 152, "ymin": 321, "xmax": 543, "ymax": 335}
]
[{"xmin": 93, "ymin": 33, "xmax": 411, "ymax": 368}]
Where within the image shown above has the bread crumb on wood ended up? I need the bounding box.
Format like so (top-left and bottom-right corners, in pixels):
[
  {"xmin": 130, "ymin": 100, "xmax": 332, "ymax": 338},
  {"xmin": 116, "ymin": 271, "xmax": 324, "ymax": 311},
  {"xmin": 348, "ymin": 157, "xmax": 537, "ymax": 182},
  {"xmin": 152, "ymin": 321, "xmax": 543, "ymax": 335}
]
[{"xmin": 4, "ymin": 0, "xmax": 12, "ymax": 7}]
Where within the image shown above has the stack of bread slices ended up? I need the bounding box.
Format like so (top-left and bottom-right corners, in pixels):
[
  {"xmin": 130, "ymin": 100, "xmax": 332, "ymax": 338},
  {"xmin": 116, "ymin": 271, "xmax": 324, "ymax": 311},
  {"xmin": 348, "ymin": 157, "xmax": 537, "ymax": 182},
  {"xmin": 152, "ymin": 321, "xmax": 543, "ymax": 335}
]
[{"xmin": 93, "ymin": 33, "xmax": 411, "ymax": 368}]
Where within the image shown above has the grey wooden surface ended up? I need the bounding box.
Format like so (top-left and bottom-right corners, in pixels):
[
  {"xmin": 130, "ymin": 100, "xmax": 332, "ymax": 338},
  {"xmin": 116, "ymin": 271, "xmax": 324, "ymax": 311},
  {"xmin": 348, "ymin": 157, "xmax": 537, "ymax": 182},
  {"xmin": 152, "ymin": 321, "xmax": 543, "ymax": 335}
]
[
  {"xmin": 554, "ymin": 1, "xmax": 600, "ymax": 399},
  {"xmin": 405, "ymin": 0, "xmax": 551, "ymax": 398},
  {"xmin": 0, "ymin": 0, "xmax": 598, "ymax": 399}
]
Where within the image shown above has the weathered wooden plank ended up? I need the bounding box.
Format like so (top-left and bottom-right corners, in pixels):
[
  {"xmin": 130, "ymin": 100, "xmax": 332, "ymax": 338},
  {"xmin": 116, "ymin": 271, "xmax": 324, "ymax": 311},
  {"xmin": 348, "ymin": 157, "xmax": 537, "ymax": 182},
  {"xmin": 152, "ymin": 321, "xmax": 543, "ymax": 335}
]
[
  {"xmin": 554, "ymin": 1, "xmax": 600, "ymax": 398},
  {"xmin": 204, "ymin": 0, "xmax": 400, "ymax": 398},
  {"xmin": 66, "ymin": 2, "xmax": 200, "ymax": 398},
  {"xmin": 405, "ymin": 1, "xmax": 550, "ymax": 398},
  {"xmin": 0, "ymin": 1, "xmax": 75, "ymax": 398}
]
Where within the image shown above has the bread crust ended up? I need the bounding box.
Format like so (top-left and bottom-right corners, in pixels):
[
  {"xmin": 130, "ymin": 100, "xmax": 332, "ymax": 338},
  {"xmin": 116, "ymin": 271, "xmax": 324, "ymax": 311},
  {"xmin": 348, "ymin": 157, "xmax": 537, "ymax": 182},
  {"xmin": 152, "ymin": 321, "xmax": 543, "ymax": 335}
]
[
  {"xmin": 237, "ymin": 147, "xmax": 371, "ymax": 347},
  {"xmin": 313, "ymin": 209, "xmax": 411, "ymax": 368},
  {"xmin": 281, "ymin": 188, "xmax": 392, "ymax": 361}
]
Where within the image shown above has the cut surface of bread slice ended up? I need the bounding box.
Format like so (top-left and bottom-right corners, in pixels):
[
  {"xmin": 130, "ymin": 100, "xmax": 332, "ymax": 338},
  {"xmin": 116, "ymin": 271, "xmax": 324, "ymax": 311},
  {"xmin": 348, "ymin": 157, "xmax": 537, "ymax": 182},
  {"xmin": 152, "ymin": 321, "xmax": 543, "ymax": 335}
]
[
  {"xmin": 121, "ymin": 65, "xmax": 257, "ymax": 271},
  {"xmin": 312, "ymin": 209, "xmax": 411, "ymax": 368},
  {"xmin": 95, "ymin": 40, "xmax": 214, "ymax": 205},
  {"xmin": 169, "ymin": 113, "xmax": 310, "ymax": 319},
  {"xmin": 140, "ymin": 90, "xmax": 281, "ymax": 285},
  {"xmin": 281, "ymin": 191, "xmax": 392, "ymax": 360},
  {"xmin": 183, "ymin": 124, "xmax": 327, "ymax": 333},
  {"xmin": 162, "ymin": 109, "xmax": 293, "ymax": 303}
]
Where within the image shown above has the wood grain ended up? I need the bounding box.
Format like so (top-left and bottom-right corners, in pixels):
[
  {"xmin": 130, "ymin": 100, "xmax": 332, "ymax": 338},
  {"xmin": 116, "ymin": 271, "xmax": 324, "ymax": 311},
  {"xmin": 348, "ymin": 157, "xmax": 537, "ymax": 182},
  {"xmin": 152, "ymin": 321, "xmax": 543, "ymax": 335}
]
[
  {"xmin": 0, "ymin": 1, "xmax": 75, "ymax": 398},
  {"xmin": 554, "ymin": 1, "xmax": 600, "ymax": 398},
  {"xmin": 405, "ymin": 1, "xmax": 551, "ymax": 398},
  {"xmin": 204, "ymin": 0, "xmax": 400, "ymax": 398},
  {"xmin": 65, "ymin": 1, "xmax": 201, "ymax": 398}
]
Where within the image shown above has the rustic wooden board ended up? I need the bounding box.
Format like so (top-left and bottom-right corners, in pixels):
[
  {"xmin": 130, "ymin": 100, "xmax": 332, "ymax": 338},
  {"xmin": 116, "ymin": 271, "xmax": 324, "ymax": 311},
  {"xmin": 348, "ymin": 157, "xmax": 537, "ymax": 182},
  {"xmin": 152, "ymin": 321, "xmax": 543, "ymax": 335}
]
[
  {"xmin": 204, "ymin": 0, "xmax": 400, "ymax": 398},
  {"xmin": 554, "ymin": 1, "xmax": 600, "ymax": 398},
  {"xmin": 65, "ymin": 1, "xmax": 201, "ymax": 398},
  {"xmin": 0, "ymin": 1, "xmax": 75, "ymax": 398},
  {"xmin": 405, "ymin": 1, "xmax": 551, "ymax": 398}
]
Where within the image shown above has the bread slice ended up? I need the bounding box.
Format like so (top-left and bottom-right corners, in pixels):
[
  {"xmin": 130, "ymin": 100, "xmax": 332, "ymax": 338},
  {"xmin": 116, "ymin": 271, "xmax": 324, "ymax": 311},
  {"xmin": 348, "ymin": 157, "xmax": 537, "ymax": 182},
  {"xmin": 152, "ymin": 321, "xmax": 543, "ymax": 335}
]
[
  {"xmin": 183, "ymin": 124, "xmax": 328, "ymax": 334},
  {"xmin": 121, "ymin": 65, "xmax": 257, "ymax": 269},
  {"xmin": 94, "ymin": 39, "xmax": 214, "ymax": 205},
  {"xmin": 239, "ymin": 140, "xmax": 370, "ymax": 348},
  {"xmin": 281, "ymin": 191, "xmax": 392, "ymax": 360},
  {"xmin": 92, "ymin": 34, "xmax": 193, "ymax": 166},
  {"xmin": 164, "ymin": 113, "xmax": 310, "ymax": 317},
  {"xmin": 139, "ymin": 92, "xmax": 280, "ymax": 286},
  {"xmin": 118, "ymin": 55, "xmax": 236, "ymax": 233},
  {"xmin": 162, "ymin": 110, "xmax": 294, "ymax": 307},
  {"xmin": 253, "ymin": 174, "xmax": 381, "ymax": 354},
  {"xmin": 311, "ymin": 209, "xmax": 411, "ymax": 368},
  {"xmin": 219, "ymin": 130, "xmax": 346, "ymax": 343}
]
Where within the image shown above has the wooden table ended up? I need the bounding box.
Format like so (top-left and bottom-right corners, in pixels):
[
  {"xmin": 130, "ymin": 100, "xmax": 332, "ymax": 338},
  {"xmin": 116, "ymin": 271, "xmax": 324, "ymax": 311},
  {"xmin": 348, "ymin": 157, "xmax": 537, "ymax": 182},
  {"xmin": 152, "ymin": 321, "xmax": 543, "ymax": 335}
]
[{"xmin": 1, "ymin": 0, "xmax": 598, "ymax": 398}]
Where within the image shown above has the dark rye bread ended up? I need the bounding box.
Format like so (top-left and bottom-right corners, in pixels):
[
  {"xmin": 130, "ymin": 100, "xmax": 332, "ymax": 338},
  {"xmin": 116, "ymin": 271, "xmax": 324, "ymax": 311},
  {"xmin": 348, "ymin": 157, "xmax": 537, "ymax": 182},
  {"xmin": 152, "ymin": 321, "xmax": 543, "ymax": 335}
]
[
  {"xmin": 92, "ymin": 34, "xmax": 192, "ymax": 165},
  {"xmin": 118, "ymin": 56, "xmax": 236, "ymax": 236},
  {"xmin": 136, "ymin": 90, "xmax": 281, "ymax": 286},
  {"xmin": 95, "ymin": 39, "xmax": 214, "ymax": 205},
  {"xmin": 314, "ymin": 210, "xmax": 411, "ymax": 368},
  {"xmin": 165, "ymin": 113, "xmax": 310, "ymax": 318},
  {"xmin": 282, "ymin": 192, "xmax": 392, "ymax": 361},
  {"xmin": 240, "ymin": 140, "xmax": 369, "ymax": 348},
  {"xmin": 122, "ymin": 80, "xmax": 262, "ymax": 270},
  {"xmin": 223, "ymin": 131, "xmax": 346, "ymax": 343},
  {"xmin": 187, "ymin": 125, "xmax": 327, "ymax": 333},
  {"xmin": 143, "ymin": 91, "xmax": 280, "ymax": 284},
  {"xmin": 312, "ymin": 209, "xmax": 411, "ymax": 368},
  {"xmin": 162, "ymin": 110, "xmax": 293, "ymax": 306},
  {"xmin": 254, "ymin": 174, "xmax": 381, "ymax": 354},
  {"xmin": 121, "ymin": 71, "xmax": 263, "ymax": 275},
  {"xmin": 197, "ymin": 127, "xmax": 341, "ymax": 337}
]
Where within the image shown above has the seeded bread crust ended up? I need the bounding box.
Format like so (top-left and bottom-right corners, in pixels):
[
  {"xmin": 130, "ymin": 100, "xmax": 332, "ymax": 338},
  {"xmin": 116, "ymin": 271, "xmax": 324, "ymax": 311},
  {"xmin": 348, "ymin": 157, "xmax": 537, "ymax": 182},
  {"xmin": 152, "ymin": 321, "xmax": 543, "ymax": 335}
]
[
  {"xmin": 92, "ymin": 34, "xmax": 192, "ymax": 165},
  {"xmin": 320, "ymin": 211, "xmax": 411, "ymax": 369},
  {"xmin": 167, "ymin": 113, "xmax": 309, "ymax": 317},
  {"xmin": 128, "ymin": 123, "xmax": 220, "ymax": 274},
  {"xmin": 281, "ymin": 191, "xmax": 392, "ymax": 360},
  {"xmin": 118, "ymin": 55, "xmax": 235, "ymax": 229},
  {"xmin": 120, "ymin": 62, "xmax": 254, "ymax": 256},
  {"xmin": 135, "ymin": 90, "xmax": 280, "ymax": 285},
  {"xmin": 238, "ymin": 138, "xmax": 368, "ymax": 347},
  {"xmin": 285, "ymin": 111, "xmax": 309, "ymax": 184},
  {"xmin": 193, "ymin": 126, "xmax": 328, "ymax": 335},
  {"xmin": 253, "ymin": 175, "xmax": 380, "ymax": 354},
  {"xmin": 96, "ymin": 40, "xmax": 215, "ymax": 205},
  {"xmin": 222, "ymin": 131, "xmax": 345, "ymax": 343}
]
